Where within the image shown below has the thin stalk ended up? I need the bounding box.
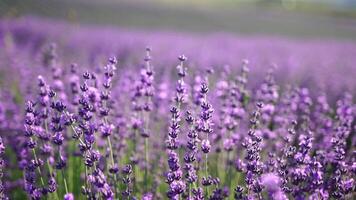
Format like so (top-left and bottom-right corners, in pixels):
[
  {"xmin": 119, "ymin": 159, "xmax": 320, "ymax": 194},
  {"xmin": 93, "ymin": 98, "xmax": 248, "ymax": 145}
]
[
  {"xmin": 107, "ymin": 136, "xmax": 120, "ymax": 197},
  {"xmin": 31, "ymin": 148, "xmax": 45, "ymax": 187},
  {"xmin": 132, "ymin": 128, "xmax": 138, "ymax": 194},
  {"xmin": 85, "ymin": 165, "xmax": 91, "ymax": 197},
  {"xmin": 224, "ymin": 130, "xmax": 233, "ymax": 186},
  {"xmin": 44, "ymin": 119, "xmax": 60, "ymax": 200},
  {"xmin": 144, "ymin": 137, "xmax": 149, "ymax": 190},
  {"xmin": 203, "ymin": 93, "xmax": 210, "ymax": 197},
  {"xmin": 63, "ymin": 111, "xmax": 86, "ymax": 147},
  {"xmin": 205, "ymin": 153, "xmax": 209, "ymax": 196},
  {"xmin": 58, "ymin": 147, "xmax": 69, "ymax": 194},
  {"xmin": 107, "ymin": 137, "xmax": 115, "ymax": 169},
  {"xmin": 46, "ymin": 160, "xmax": 60, "ymax": 200},
  {"xmin": 189, "ymin": 183, "xmax": 192, "ymax": 199},
  {"xmin": 62, "ymin": 169, "xmax": 69, "ymax": 194},
  {"xmin": 103, "ymin": 97, "xmax": 120, "ymax": 198},
  {"xmin": 126, "ymin": 174, "xmax": 131, "ymax": 200},
  {"xmin": 143, "ymin": 49, "xmax": 153, "ymax": 192},
  {"xmin": 44, "ymin": 118, "xmax": 59, "ymax": 185},
  {"xmin": 143, "ymin": 95, "xmax": 151, "ymax": 191}
]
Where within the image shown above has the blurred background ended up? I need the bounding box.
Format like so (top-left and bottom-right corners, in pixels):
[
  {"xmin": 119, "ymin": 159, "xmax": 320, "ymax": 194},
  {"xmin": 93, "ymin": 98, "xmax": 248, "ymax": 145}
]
[
  {"xmin": 1, "ymin": 0, "xmax": 356, "ymax": 40},
  {"xmin": 0, "ymin": 1, "xmax": 355, "ymax": 200}
]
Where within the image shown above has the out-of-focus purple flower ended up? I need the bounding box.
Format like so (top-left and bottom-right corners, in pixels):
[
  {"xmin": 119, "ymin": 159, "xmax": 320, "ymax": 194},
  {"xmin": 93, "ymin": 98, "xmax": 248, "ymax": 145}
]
[
  {"xmin": 142, "ymin": 192, "xmax": 153, "ymax": 200},
  {"xmin": 308, "ymin": 189, "xmax": 329, "ymax": 200},
  {"xmin": 99, "ymin": 123, "xmax": 114, "ymax": 138},
  {"xmin": 261, "ymin": 173, "xmax": 281, "ymax": 193},
  {"xmin": 223, "ymin": 138, "xmax": 234, "ymax": 151},
  {"xmin": 64, "ymin": 193, "xmax": 74, "ymax": 200}
]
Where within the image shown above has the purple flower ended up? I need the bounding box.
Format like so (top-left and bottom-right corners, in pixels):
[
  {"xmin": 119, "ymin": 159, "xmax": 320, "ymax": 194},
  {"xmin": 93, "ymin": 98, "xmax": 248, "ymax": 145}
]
[
  {"xmin": 64, "ymin": 193, "xmax": 74, "ymax": 200},
  {"xmin": 99, "ymin": 123, "xmax": 114, "ymax": 137},
  {"xmin": 201, "ymin": 139, "xmax": 211, "ymax": 154},
  {"xmin": 223, "ymin": 138, "xmax": 234, "ymax": 151},
  {"xmin": 0, "ymin": 138, "xmax": 5, "ymax": 155},
  {"xmin": 169, "ymin": 180, "xmax": 186, "ymax": 195},
  {"xmin": 142, "ymin": 192, "xmax": 153, "ymax": 200},
  {"xmin": 52, "ymin": 132, "xmax": 64, "ymax": 145},
  {"xmin": 261, "ymin": 173, "xmax": 281, "ymax": 193},
  {"xmin": 2, "ymin": 20, "xmax": 356, "ymax": 200}
]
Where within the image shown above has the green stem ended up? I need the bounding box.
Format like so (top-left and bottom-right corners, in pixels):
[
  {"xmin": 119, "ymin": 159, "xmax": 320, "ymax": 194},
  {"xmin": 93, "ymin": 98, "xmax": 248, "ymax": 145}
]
[
  {"xmin": 143, "ymin": 94, "xmax": 151, "ymax": 192},
  {"xmin": 224, "ymin": 151, "xmax": 231, "ymax": 185},
  {"xmin": 62, "ymin": 169, "xmax": 69, "ymax": 194},
  {"xmin": 85, "ymin": 165, "xmax": 91, "ymax": 197},
  {"xmin": 44, "ymin": 118, "xmax": 60, "ymax": 200},
  {"xmin": 205, "ymin": 153, "xmax": 210, "ymax": 197},
  {"xmin": 144, "ymin": 137, "xmax": 149, "ymax": 191},
  {"xmin": 31, "ymin": 148, "xmax": 45, "ymax": 187},
  {"xmin": 107, "ymin": 136, "xmax": 119, "ymax": 197},
  {"xmin": 189, "ymin": 183, "xmax": 192, "ymax": 199},
  {"xmin": 46, "ymin": 160, "xmax": 60, "ymax": 200},
  {"xmin": 107, "ymin": 137, "xmax": 115, "ymax": 169},
  {"xmin": 130, "ymin": 128, "xmax": 138, "ymax": 195},
  {"xmin": 58, "ymin": 147, "xmax": 69, "ymax": 194}
]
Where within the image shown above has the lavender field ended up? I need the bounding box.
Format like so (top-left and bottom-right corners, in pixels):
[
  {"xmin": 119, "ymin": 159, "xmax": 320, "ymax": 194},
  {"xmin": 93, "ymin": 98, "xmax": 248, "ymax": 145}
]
[{"xmin": 0, "ymin": 4, "xmax": 355, "ymax": 200}]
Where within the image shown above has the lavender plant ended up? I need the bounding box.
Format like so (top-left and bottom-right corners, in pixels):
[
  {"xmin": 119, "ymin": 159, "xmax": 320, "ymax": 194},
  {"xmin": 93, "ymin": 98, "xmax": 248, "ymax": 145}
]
[{"xmin": 0, "ymin": 18, "xmax": 355, "ymax": 200}]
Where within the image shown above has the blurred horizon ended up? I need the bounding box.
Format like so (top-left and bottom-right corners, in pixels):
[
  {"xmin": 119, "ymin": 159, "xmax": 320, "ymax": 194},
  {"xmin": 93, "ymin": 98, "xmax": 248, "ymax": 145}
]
[{"xmin": 1, "ymin": 0, "xmax": 356, "ymax": 40}]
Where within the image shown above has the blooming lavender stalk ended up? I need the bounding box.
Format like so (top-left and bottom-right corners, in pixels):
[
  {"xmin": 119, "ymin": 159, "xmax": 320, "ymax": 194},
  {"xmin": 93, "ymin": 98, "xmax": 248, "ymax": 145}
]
[
  {"xmin": 122, "ymin": 164, "xmax": 133, "ymax": 199},
  {"xmin": 69, "ymin": 63, "xmax": 81, "ymax": 107},
  {"xmin": 0, "ymin": 137, "xmax": 7, "ymax": 200},
  {"xmin": 76, "ymin": 70, "xmax": 112, "ymax": 199},
  {"xmin": 198, "ymin": 79, "xmax": 214, "ymax": 197},
  {"xmin": 184, "ymin": 110, "xmax": 199, "ymax": 199},
  {"xmin": 127, "ymin": 48, "xmax": 155, "ymax": 193},
  {"xmin": 142, "ymin": 47, "xmax": 155, "ymax": 191},
  {"xmin": 181, "ymin": 66, "xmax": 203, "ymax": 199},
  {"xmin": 328, "ymin": 93, "xmax": 354, "ymax": 199},
  {"xmin": 2, "ymin": 31, "xmax": 356, "ymax": 200},
  {"xmin": 24, "ymin": 100, "xmax": 47, "ymax": 199},
  {"xmin": 256, "ymin": 67, "xmax": 279, "ymax": 127},
  {"xmin": 88, "ymin": 168, "xmax": 114, "ymax": 199},
  {"xmin": 278, "ymin": 120, "xmax": 297, "ymax": 194},
  {"xmin": 223, "ymin": 60, "xmax": 250, "ymax": 187},
  {"xmin": 216, "ymin": 77, "xmax": 231, "ymax": 178},
  {"xmin": 236, "ymin": 59, "xmax": 250, "ymax": 107},
  {"xmin": 42, "ymin": 43, "xmax": 57, "ymax": 69},
  {"xmin": 99, "ymin": 57, "xmax": 119, "ymax": 197},
  {"xmin": 165, "ymin": 55, "xmax": 188, "ymax": 199},
  {"xmin": 242, "ymin": 102, "xmax": 264, "ymax": 199},
  {"xmin": 48, "ymin": 90, "xmax": 71, "ymax": 197},
  {"xmin": 36, "ymin": 76, "xmax": 60, "ymax": 200}
]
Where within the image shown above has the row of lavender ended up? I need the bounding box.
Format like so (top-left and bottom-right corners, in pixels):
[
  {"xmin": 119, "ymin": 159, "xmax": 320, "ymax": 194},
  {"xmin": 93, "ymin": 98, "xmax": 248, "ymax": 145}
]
[
  {"xmin": 0, "ymin": 17, "xmax": 355, "ymax": 199},
  {"xmin": 1, "ymin": 17, "xmax": 356, "ymax": 98}
]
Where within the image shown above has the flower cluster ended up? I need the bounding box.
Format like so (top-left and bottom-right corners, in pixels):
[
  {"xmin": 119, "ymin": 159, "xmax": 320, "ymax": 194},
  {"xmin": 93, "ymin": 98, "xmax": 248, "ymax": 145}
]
[
  {"xmin": 0, "ymin": 137, "xmax": 7, "ymax": 200},
  {"xmin": 0, "ymin": 26, "xmax": 355, "ymax": 200}
]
